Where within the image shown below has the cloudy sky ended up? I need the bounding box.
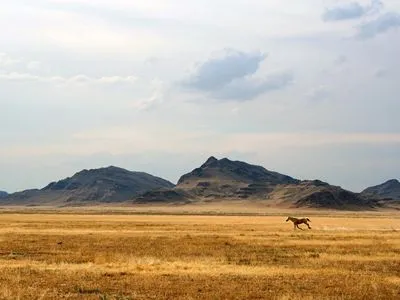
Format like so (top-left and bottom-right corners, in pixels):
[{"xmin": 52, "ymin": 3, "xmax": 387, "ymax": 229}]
[{"xmin": 1, "ymin": 0, "xmax": 399, "ymax": 193}]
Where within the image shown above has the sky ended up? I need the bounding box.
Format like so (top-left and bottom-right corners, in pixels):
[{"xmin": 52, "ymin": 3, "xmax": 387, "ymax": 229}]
[{"xmin": 1, "ymin": 0, "xmax": 399, "ymax": 193}]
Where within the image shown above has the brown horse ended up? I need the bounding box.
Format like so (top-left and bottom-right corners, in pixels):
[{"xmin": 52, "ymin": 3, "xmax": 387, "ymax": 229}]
[{"xmin": 286, "ymin": 216, "xmax": 312, "ymax": 230}]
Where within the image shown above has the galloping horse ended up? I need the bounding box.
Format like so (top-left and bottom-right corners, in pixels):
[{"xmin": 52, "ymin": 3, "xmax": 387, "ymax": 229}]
[{"xmin": 286, "ymin": 216, "xmax": 312, "ymax": 230}]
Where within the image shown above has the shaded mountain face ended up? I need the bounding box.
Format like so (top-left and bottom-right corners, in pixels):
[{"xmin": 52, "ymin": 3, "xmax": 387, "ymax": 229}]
[
  {"xmin": 0, "ymin": 191, "xmax": 8, "ymax": 198},
  {"xmin": 362, "ymin": 179, "xmax": 400, "ymax": 200},
  {"xmin": 3, "ymin": 166, "xmax": 174, "ymax": 205}
]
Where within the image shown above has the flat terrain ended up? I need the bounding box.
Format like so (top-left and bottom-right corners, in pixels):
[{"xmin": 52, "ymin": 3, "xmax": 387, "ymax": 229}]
[{"xmin": 0, "ymin": 210, "xmax": 399, "ymax": 299}]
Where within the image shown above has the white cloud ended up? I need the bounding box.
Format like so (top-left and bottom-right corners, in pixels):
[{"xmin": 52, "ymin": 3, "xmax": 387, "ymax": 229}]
[
  {"xmin": 26, "ymin": 61, "xmax": 42, "ymax": 70},
  {"xmin": 2, "ymin": 129, "xmax": 400, "ymax": 158},
  {"xmin": 181, "ymin": 49, "xmax": 292, "ymax": 101},
  {"xmin": 0, "ymin": 2, "xmax": 164, "ymax": 55},
  {"xmin": 356, "ymin": 12, "xmax": 400, "ymax": 38},
  {"xmin": 374, "ymin": 68, "xmax": 389, "ymax": 77},
  {"xmin": 231, "ymin": 107, "xmax": 240, "ymax": 115},
  {"xmin": 322, "ymin": 0, "xmax": 383, "ymax": 22},
  {"xmin": 334, "ymin": 55, "xmax": 347, "ymax": 65},
  {"xmin": 306, "ymin": 85, "xmax": 331, "ymax": 102},
  {"xmin": 183, "ymin": 49, "xmax": 267, "ymax": 91},
  {"xmin": 0, "ymin": 72, "xmax": 137, "ymax": 85},
  {"xmin": 132, "ymin": 89, "xmax": 164, "ymax": 111},
  {"xmin": 211, "ymin": 72, "xmax": 293, "ymax": 101},
  {"xmin": 131, "ymin": 78, "xmax": 166, "ymax": 111},
  {"xmin": 96, "ymin": 76, "xmax": 137, "ymax": 84},
  {"xmin": 0, "ymin": 53, "xmax": 22, "ymax": 66},
  {"xmin": 216, "ymin": 132, "xmax": 400, "ymax": 153}
]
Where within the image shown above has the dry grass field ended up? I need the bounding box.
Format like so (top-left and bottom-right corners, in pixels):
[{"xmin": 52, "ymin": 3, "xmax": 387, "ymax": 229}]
[{"xmin": 0, "ymin": 210, "xmax": 399, "ymax": 299}]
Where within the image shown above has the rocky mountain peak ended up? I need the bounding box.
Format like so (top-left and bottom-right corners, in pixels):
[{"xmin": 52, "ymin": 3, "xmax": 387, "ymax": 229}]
[{"xmin": 201, "ymin": 156, "xmax": 219, "ymax": 167}]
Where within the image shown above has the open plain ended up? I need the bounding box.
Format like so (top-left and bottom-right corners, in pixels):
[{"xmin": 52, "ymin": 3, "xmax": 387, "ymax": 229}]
[{"xmin": 0, "ymin": 208, "xmax": 399, "ymax": 299}]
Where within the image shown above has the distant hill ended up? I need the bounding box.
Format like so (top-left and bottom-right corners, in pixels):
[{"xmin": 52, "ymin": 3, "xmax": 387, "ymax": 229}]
[
  {"xmin": 178, "ymin": 156, "xmax": 299, "ymax": 186},
  {"xmin": 267, "ymin": 180, "xmax": 378, "ymax": 210},
  {"xmin": 2, "ymin": 166, "xmax": 174, "ymax": 205},
  {"xmin": 175, "ymin": 156, "xmax": 299, "ymax": 199},
  {"xmin": 0, "ymin": 191, "xmax": 8, "ymax": 198},
  {"xmin": 134, "ymin": 156, "xmax": 299, "ymax": 203},
  {"xmin": 361, "ymin": 179, "xmax": 400, "ymax": 200},
  {"xmin": 135, "ymin": 157, "xmax": 378, "ymax": 210}
]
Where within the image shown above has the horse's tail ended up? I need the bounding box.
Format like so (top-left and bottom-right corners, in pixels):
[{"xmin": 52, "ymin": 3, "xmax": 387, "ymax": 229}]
[{"xmin": 307, "ymin": 218, "xmax": 311, "ymax": 222}]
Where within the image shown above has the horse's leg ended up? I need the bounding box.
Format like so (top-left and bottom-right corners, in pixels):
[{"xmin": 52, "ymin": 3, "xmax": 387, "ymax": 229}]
[
  {"xmin": 296, "ymin": 224, "xmax": 304, "ymax": 231},
  {"xmin": 306, "ymin": 223, "xmax": 311, "ymax": 229}
]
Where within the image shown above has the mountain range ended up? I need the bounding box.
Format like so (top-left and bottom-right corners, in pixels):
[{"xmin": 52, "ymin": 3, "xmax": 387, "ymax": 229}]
[
  {"xmin": 1, "ymin": 157, "xmax": 398, "ymax": 209},
  {"xmin": 136, "ymin": 157, "xmax": 380, "ymax": 210}
]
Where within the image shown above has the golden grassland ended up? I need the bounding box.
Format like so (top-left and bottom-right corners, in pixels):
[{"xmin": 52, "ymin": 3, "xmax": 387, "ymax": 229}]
[
  {"xmin": 0, "ymin": 210, "xmax": 399, "ymax": 299},
  {"xmin": 1, "ymin": 201, "xmax": 399, "ymax": 216}
]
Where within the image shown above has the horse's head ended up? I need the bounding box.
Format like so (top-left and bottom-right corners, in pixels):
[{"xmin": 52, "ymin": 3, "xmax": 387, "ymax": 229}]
[{"xmin": 286, "ymin": 217, "xmax": 290, "ymax": 222}]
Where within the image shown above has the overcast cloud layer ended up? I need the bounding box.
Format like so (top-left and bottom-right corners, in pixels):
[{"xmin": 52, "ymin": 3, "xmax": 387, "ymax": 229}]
[{"xmin": 1, "ymin": 0, "xmax": 400, "ymax": 192}]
